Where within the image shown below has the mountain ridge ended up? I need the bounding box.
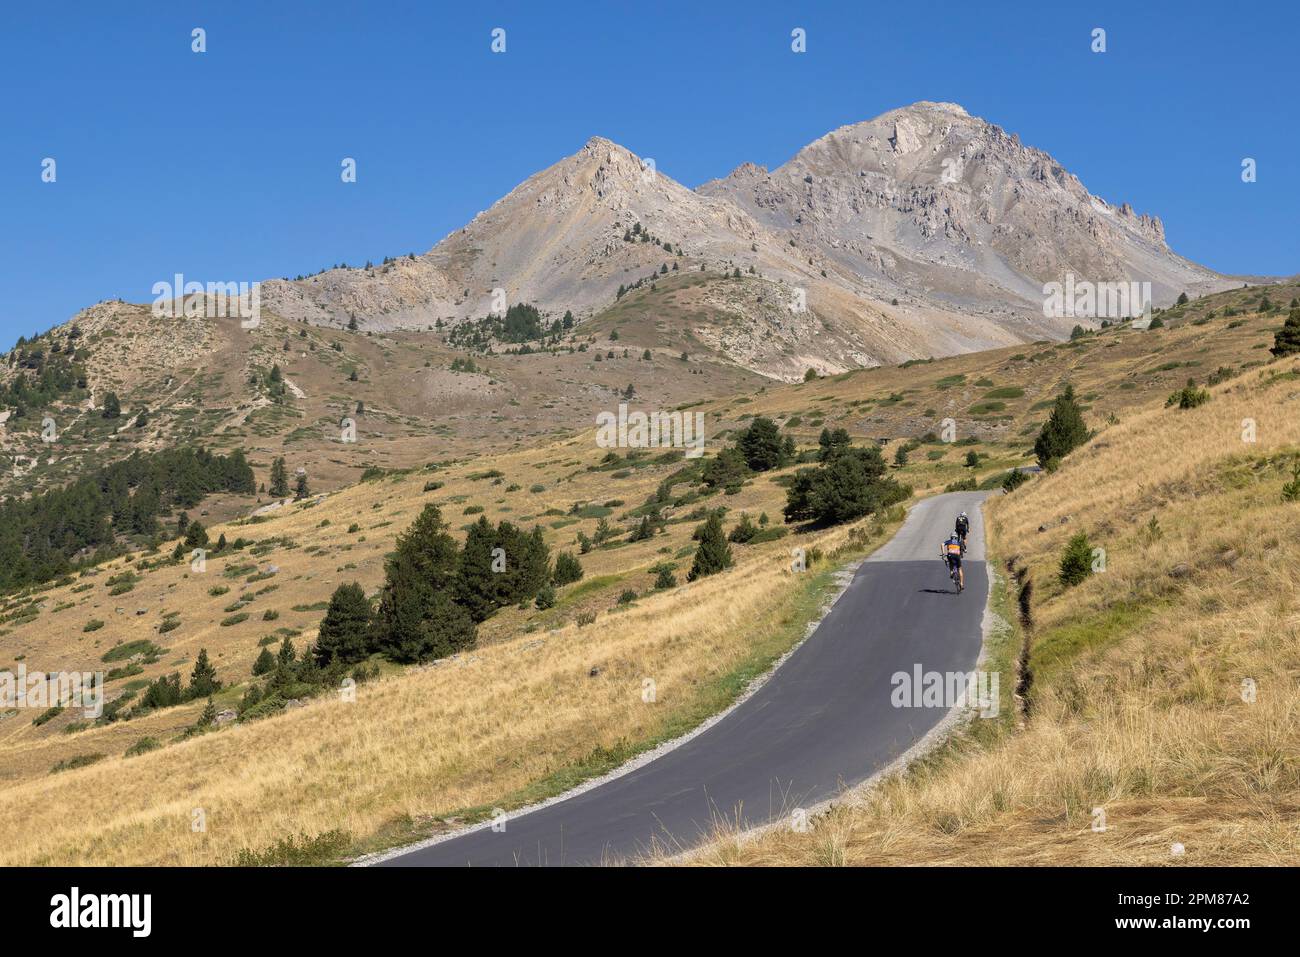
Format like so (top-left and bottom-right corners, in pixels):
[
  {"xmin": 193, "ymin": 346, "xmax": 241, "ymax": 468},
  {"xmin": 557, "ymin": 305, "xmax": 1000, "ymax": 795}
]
[{"xmin": 259, "ymin": 102, "xmax": 1244, "ymax": 362}]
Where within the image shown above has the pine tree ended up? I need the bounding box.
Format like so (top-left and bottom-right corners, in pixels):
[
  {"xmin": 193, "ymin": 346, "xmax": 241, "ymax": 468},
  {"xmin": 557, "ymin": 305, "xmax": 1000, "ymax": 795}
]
[
  {"xmin": 269, "ymin": 457, "xmax": 288, "ymax": 497},
  {"xmin": 785, "ymin": 444, "xmax": 907, "ymax": 525},
  {"xmin": 1271, "ymin": 308, "xmax": 1300, "ymax": 357},
  {"xmin": 552, "ymin": 551, "xmax": 584, "ymax": 585},
  {"xmin": 519, "ymin": 525, "xmax": 550, "ymax": 601},
  {"xmin": 198, "ymin": 697, "xmax": 217, "ymax": 726},
  {"xmin": 808, "ymin": 446, "xmax": 891, "ymax": 524},
  {"xmin": 141, "ymin": 673, "xmax": 183, "ymax": 709},
  {"xmin": 101, "ymin": 392, "xmax": 121, "ymax": 419},
  {"xmin": 373, "ymin": 505, "xmax": 474, "ymax": 661},
  {"xmin": 701, "ymin": 446, "xmax": 750, "ymax": 489},
  {"xmin": 1058, "ymin": 532, "xmax": 1095, "ymax": 587},
  {"xmin": 188, "ymin": 648, "xmax": 221, "ymax": 698},
  {"xmin": 315, "ymin": 582, "xmax": 373, "ymax": 664},
  {"xmin": 252, "ymin": 647, "xmax": 276, "ymax": 675},
  {"xmin": 818, "ymin": 427, "xmax": 851, "ymax": 461},
  {"xmin": 1033, "ymin": 385, "xmax": 1090, "ymax": 469},
  {"xmin": 276, "ymin": 636, "xmax": 296, "ymax": 669},
  {"xmin": 184, "ymin": 520, "xmax": 209, "ymax": 549},
  {"xmin": 294, "ymin": 470, "xmax": 310, "ymax": 500},
  {"xmin": 455, "ymin": 516, "xmax": 500, "ymax": 622},
  {"xmin": 687, "ymin": 513, "xmax": 733, "ymax": 582},
  {"xmin": 737, "ymin": 417, "xmax": 786, "ymax": 471}
]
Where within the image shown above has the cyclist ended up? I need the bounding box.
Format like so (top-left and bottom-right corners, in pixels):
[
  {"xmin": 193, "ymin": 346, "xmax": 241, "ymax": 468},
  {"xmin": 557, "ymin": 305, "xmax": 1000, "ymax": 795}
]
[
  {"xmin": 955, "ymin": 511, "xmax": 970, "ymax": 552},
  {"xmin": 942, "ymin": 534, "xmax": 964, "ymax": 591}
]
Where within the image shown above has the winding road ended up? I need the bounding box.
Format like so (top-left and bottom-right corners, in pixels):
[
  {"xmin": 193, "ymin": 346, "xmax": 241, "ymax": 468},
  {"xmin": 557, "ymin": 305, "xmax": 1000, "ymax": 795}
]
[{"xmin": 377, "ymin": 490, "xmax": 991, "ymax": 866}]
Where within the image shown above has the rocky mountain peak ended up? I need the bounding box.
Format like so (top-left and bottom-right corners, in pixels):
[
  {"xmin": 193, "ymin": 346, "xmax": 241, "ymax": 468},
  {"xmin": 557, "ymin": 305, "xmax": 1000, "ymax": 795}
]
[{"xmin": 260, "ymin": 105, "xmax": 1232, "ymax": 368}]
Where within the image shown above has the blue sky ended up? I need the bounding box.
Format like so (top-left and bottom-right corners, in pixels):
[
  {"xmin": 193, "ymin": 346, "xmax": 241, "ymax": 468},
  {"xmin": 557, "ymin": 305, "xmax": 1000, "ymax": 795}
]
[{"xmin": 3, "ymin": 0, "xmax": 1296, "ymax": 350}]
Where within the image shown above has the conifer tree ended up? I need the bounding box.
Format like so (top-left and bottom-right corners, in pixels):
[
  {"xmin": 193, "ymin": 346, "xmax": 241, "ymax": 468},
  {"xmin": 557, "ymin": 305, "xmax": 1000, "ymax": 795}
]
[
  {"xmin": 314, "ymin": 582, "xmax": 373, "ymax": 664},
  {"xmin": 552, "ymin": 551, "xmax": 584, "ymax": 585},
  {"xmin": 252, "ymin": 647, "xmax": 276, "ymax": 676},
  {"xmin": 188, "ymin": 648, "xmax": 221, "ymax": 699},
  {"xmin": 1271, "ymin": 307, "xmax": 1300, "ymax": 357},
  {"xmin": 269, "ymin": 457, "xmax": 289, "ymax": 497},
  {"xmin": 687, "ymin": 513, "xmax": 733, "ymax": 582},
  {"xmin": 373, "ymin": 504, "xmax": 475, "ymax": 662},
  {"xmin": 455, "ymin": 516, "xmax": 500, "ymax": 622},
  {"xmin": 276, "ymin": 636, "xmax": 296, "ymax": 669},
  {"xmin": 737, "ymin": 417, "xmax": 786, "ymax": 471},
  {"xmin": 1033, "ymin": 385, "xmax": 1090, "ymax": 469},
  {"xmin": 184, "ymin": 520, "xmax": 208, "ymax": 549}
]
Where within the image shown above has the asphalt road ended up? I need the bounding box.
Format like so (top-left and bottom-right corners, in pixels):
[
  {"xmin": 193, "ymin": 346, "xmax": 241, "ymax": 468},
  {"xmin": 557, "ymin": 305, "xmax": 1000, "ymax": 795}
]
[{"xmin": 379, "ymin": 490, "xmax": 991, "ymax": 867}]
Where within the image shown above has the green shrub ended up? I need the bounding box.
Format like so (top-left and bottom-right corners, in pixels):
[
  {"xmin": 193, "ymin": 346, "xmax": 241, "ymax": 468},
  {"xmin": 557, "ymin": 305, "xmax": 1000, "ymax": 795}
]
[
  {"xmin": 101, "ymin": 639, "xmax": 163, "ymax": 663},
  {"xmin": 125, "ymin": 736, "xmax": 162, "ymax": 758},
  {"xmin": 1058, "ymin": 532, "xmax": 1095, "ymax": 587},
  {"xmin": 233, "ymin": 829, "xmax": 351, "ymax": 867},
  {"xmin": 727, "ymin": 513, "xmax": 759, "ymax": 544},
  {"xmin": 51, "ymin": 753, "xmax": 105, "ymax": 774},
  {"xmin": 1281, "ymin": 462, "xmax": 1300, "ymax": 503},
  {"xmin": 33, "ymin": 706, "xmax": 64, "ymax": 726},
  {"xmin": 1002, "ymin": 469, "xmax": 1029, "ymax": 493},
  {"xmin": 1165, "ymin": 379, "xmax": 1210, "ymax": 409},
  {"xmin": 553, "ymin": 551, "xmax": 584, "ymax": 585}
]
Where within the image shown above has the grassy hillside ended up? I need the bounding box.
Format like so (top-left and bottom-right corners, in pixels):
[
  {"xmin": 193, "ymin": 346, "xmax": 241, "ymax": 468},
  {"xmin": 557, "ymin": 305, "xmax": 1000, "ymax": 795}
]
[
  {"xmin": 683, "ymin": 355, "xmax": 1300, "ymax": 866},
  {"xmin": 0, "ymin": 452, "xmax": 903, "ymax": 864},
  {"xmin": 1, "ymin": 280, "xmax": 1295, "ymax": 865},
  {"xmin": 0, "ymin": 293, "xmax": 766, "ymax": 502}
]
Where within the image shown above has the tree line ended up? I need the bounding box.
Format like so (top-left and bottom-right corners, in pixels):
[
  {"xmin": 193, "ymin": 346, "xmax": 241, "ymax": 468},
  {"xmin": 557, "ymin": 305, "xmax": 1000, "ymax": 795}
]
[{"xmin": 0, "ymin": 446, "xmax": 255, "ymax": 593}]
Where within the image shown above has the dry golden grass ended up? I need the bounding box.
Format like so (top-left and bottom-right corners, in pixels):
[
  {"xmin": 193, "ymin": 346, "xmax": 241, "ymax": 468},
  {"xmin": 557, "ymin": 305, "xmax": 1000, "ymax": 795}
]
[
  {"xmin": 3, "ymin": 288, "xmax": 1293, "ymax": 866},
  {"xmin": 0, "ymin": 423, "xmax": 894, "ymax": 864},
  {"xmin": 0, "ymin": 438, "xmax": 765, "ymax": 776},
  {"xmin": 684, "ymin": 360, "xmax": 1300, "ymax": 866}
]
